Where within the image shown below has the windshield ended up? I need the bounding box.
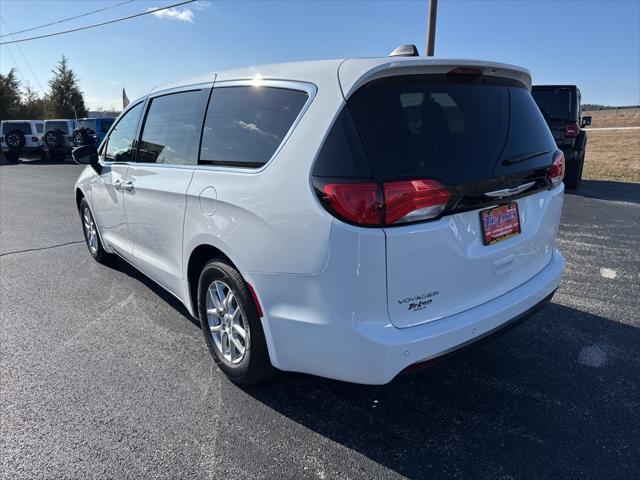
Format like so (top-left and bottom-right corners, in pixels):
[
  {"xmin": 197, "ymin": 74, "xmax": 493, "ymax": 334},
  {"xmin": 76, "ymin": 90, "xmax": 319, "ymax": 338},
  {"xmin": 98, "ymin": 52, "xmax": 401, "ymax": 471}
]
[
  {"xmin": 45, "ymin": 121, "xmax": 70, "ymax": 134},
  {"xmin": 2, "ymin": 122, "xmax": 31, "ymax": 135},
  {"xmin": 531, "ymin": 88, "xmax": 574, "ymax": 120},
  {"xmin": 347, "ymin": 75, "xmax": 557, "ymax": 184}
]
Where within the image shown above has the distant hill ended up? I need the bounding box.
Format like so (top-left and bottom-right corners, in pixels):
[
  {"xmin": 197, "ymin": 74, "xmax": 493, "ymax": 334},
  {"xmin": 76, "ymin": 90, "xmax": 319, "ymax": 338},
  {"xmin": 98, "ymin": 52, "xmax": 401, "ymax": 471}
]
[{"xmin": 583, "ymin": 104, "xmax": 640, "ymax": 111}]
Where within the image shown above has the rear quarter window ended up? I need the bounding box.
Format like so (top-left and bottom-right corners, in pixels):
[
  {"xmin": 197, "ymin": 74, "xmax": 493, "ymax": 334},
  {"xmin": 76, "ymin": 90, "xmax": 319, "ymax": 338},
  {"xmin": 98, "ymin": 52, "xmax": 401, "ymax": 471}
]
[{"xmin": 199, "ymin": 86, "xmax": 308, "ymax": 168}]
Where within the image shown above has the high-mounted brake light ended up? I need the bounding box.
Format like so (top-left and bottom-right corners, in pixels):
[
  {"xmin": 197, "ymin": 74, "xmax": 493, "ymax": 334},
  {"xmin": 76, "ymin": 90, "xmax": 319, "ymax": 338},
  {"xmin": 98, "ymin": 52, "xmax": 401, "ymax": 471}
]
[
  {"xmin": 315, "ymin": 178, "xmax": 451, "ymax": 227},
  {"xmin": 564, "ymin": 122, "xmax": 578, "ymax": 138},
  {"xmin": 548, "ymin": 150, "xmax": 565, "ymax": 186},
  {"xmin": 447, "ymin": 67, "xmax": 483, "ymax": 76}
]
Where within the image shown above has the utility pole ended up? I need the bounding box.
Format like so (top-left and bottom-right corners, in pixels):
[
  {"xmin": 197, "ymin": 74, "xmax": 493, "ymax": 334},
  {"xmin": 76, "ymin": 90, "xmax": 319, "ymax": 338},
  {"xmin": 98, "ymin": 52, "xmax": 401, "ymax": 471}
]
[{"xmin": 426, "ymin": 0, "xmax": 438, "ymax": 56}]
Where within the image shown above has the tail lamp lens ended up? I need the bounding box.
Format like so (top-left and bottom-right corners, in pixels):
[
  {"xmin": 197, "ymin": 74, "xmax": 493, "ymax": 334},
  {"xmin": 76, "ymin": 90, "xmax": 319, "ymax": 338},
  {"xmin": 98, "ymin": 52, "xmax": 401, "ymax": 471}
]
[
  {"xmin": 564, "ymin": 122, "xmax": 578, "ymax": 138},
  {"xmin": 316, "ymin": 179, "xmax": 450, "ymax": 227},
  {"xmin": 384, "ymin": 180, "xmax": 451, "ymax": 224},
  {"xmin": 321, "ymin": 182, "xmax": 382, "ymax": 225},
  {"xmin": 31, "ymin": 136, "xmax": 38, "ymax": 142},
  {"xmin": 548, "ymin": 150, "xmax": 565, "ymax": 186}
]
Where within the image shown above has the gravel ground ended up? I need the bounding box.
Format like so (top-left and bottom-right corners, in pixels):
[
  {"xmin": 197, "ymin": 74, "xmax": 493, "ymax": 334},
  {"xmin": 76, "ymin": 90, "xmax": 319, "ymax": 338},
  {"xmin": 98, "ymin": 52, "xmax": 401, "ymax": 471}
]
[{"xmin": 1, "ymin": 159, "xmax": 639, "ymax": 479}]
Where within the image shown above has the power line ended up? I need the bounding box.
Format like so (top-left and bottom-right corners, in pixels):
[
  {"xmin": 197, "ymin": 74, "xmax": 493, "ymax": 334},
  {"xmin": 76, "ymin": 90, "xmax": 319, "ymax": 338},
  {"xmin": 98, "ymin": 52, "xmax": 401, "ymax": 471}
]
[
  {"xmin": 0, "ymin": 0, "xmax": 197, "ymax": 46},
  {"xmin": 0, "ymin": 0, "xmax": 137, "ymax": 39},
  {"xmin": 0, "ymin": 16, "xmax": 46, "ymax": 93}
]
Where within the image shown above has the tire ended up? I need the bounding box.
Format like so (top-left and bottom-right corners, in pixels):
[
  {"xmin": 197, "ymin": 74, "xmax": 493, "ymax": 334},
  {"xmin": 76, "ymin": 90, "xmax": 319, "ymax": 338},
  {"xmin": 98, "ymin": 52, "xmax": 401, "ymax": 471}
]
[
  {"xmin": 44, "ymin": 130, "xmax": 63, "ymax": 149},
  {"xmin": 197, "ymin": 259, "xmax": 274, "ymax": 384},
  {"xmin": 73, "ymin": 128, "xmax": 93, "ymax": 147},
  {"xmin": 79, "ymin": 198, "xmax": 108, "ymax": 263},
  {"xmin": 4, "ymin": 149, "xmax": 20, "ymax": 162},
  {"xmin": 564, "ymin": 151, "xmax": 584, "ymax": 190},
  {"xmin": 5, "ymin": 129, "xmax": 26, "ymax": 151}
]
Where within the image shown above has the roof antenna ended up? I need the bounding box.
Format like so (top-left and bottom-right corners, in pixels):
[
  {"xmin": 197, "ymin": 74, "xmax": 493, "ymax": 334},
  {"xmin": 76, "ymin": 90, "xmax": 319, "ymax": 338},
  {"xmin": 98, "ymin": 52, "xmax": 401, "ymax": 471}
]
[{"xmin": 388, "ymin": 44, "xmax": 420, "ymax": 57}]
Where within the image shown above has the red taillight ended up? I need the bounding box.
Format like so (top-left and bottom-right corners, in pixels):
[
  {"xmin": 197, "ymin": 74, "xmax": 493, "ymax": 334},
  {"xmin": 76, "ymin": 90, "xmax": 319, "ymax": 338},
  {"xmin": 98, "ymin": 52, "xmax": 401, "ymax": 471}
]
[
  {"xmin": 31, "ymin": 136, "xmax": 38, "ymax": 142},
  {"xmin": 321, "ymin": 182, "xmax": 382, "ymax": 225},
  {"xmin": 548, "ymin": 150, "xmax": 565, "ymax": 186},
  {"xmin": 564, "ymin": 122, "xmax": 578, "ymax": 138},
  {"xmin": 384, "ymin": 180, "xmax": 450, "ymax": 224},
  {"xmin": 317, "ymin": 179, "xmax": 450, "ymax": 226}
]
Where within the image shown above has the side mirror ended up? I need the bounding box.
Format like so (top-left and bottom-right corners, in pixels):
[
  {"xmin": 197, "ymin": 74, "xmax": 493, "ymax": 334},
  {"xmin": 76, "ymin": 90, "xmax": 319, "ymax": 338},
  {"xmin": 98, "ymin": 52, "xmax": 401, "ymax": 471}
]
[
  {"xmin": 72, "ymin": 145, "xmax": 101, "ymax": 173},
  {"xmin": 581, "ymin": 116, "xmax": 592, "ymax": 128}
]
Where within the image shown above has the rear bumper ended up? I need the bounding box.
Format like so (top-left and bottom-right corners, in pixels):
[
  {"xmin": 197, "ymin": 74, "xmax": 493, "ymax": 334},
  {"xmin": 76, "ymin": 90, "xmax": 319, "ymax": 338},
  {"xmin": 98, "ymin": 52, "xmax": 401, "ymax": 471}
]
[{"xmin": 253, "ymin": 249, "xmax": 564, "ymax": 385}]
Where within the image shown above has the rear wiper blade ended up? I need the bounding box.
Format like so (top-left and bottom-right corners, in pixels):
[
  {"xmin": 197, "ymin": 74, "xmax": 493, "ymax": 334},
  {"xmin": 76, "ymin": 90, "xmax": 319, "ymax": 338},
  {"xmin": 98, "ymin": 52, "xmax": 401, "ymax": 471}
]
[{"xmin": 502, "ymin": 150, "xmax": 550, "ymax": 166}]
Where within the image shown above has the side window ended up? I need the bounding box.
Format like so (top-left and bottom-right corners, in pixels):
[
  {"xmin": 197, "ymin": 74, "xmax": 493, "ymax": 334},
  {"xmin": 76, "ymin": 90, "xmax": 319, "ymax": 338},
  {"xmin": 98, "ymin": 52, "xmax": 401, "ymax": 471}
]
[
  {"xmin": 104, "ymin": 102, "xmax": 144, "ymax": 162},
  {"xmin": 138, "ymin": 90, "xmax": 206, "ymax": 165},
  {"xmin": 200, "ymin": 86, "xmax": 308, "ymax": 167}
]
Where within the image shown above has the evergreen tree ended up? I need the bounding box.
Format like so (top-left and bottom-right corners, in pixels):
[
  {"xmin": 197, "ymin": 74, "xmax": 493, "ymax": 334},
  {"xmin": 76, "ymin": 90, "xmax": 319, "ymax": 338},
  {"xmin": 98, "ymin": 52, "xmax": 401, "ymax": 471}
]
[
  {"xmin": 47, "ymin": 55, "xmax": 88, "ymax": 119},
  {"xmin": 19, "ymin": 86, "xmax": 48, "ymax": 119},
  {"xmin": 0, "ymin": 69, "xmax": 22, "ymax": 120}
]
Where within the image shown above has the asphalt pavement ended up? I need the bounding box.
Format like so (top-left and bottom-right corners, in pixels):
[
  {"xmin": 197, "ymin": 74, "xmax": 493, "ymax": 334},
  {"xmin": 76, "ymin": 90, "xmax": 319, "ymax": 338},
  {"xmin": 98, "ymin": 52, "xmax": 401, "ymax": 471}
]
[{"xmin": 1, "ymin": 157, "xmax": 639, "ymax": 479}]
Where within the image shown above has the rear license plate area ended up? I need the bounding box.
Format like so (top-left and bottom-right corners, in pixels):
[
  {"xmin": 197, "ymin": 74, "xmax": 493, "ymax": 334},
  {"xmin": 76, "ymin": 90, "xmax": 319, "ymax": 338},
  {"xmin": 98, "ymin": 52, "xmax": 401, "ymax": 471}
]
[{"xmin": 480, "ymin": 202, "xmax": 521, "ymax": 245}]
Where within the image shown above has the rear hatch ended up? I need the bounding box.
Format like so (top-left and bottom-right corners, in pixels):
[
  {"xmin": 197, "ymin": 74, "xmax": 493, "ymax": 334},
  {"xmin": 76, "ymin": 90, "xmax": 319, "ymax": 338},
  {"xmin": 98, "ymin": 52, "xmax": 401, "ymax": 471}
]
[{"xmin": 325, "ymin": 64, "xmax": 562, "ymax": 328}]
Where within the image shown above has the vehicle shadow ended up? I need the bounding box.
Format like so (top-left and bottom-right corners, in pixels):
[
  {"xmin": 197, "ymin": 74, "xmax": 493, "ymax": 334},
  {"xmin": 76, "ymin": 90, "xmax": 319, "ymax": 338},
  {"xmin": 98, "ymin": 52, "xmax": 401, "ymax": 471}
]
[
  {"xmin": 102, "ymin": 255, "xmax": 200, "ymax": 328},
  {"xmin": 237, "ymin": 303, "xmax": 639, "ymax": 479},
  {"xmin": 567, "ymin": 179, "xmax": 640, "ymax": 204}
]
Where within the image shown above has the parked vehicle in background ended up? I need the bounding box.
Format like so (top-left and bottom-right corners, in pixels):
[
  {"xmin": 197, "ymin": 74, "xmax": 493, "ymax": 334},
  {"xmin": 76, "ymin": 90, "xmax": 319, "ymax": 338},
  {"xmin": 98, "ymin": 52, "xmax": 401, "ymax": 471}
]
[
  {"xmin": 73, "ymin": 117, "xmax": 115, "ymax": 147},
  {"xmin": 532, "ymin": 85, "xmax": 591, "ymax": 189},
  {"xmin": 0, "ymin": 120, "xmax": 44, "ymax": 162},
  {"xmin": 43, "ymin": 119, "xmax": 76, "ymax": 161},
  {"xmin": 73, "ymin": 54, "xmax": 565, "ymax": 385}
]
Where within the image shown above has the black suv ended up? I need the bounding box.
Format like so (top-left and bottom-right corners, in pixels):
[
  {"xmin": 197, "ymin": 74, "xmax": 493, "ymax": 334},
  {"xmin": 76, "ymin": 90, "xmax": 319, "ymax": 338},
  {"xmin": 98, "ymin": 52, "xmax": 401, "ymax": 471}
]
[{"xmin": 531, "ymin": 85, "xmax": 591, "ymax": 189}]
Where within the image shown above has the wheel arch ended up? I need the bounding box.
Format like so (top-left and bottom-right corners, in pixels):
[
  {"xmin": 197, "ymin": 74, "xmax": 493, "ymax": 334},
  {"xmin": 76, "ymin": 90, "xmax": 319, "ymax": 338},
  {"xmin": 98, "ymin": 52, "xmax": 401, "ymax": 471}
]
[{"xmin": 186, "ymin": 244, "xmax": 239, "ymax": 316}]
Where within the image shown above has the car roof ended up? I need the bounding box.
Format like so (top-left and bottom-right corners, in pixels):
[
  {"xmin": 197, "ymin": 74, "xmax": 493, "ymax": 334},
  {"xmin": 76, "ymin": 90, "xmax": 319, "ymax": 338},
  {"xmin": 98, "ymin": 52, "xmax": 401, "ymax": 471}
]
[
  {"xmin": 45, "ymin": 119, "xmax": 76, "ymax": 122},
  {"xmin": 1, "ymin": 119, "xmax": 43, "ymax": 123},
  {"xmin": 148, "ymin": 57, "xmax": 532, "ymax": 97}
]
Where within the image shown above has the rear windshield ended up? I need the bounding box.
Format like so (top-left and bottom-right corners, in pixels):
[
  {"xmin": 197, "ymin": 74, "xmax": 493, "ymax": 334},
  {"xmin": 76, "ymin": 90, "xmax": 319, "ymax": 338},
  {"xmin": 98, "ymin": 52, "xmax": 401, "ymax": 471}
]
[
  {"xmin": 340, "ymin": 75, "xmax": 556, "ymax": 184},
  {"xmin": 531, "ymin": 88, "xmax": 574, "ymax": 120},
  {"xmin": 99, "ymin": 119, "xmax": 114, "ymax": 133},
  {"xmin": 76, "ymin": 119, "xmax": 96, "ymax": 131},
  {"xmin": 3, "ymin": 122, "xmax": 31, "ymax": 135},
  {"xmin": 45, "ymin": 121, "xmax": 69, "ymax": 134},
  {"xmin": 35, "ymin": 123, "xmax": 43, "ymax": 134}
]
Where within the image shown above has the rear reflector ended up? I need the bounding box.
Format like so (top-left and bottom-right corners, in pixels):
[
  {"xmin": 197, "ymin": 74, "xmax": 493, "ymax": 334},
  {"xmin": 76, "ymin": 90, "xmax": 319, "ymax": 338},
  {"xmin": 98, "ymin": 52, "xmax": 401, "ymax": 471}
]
[
  {"xmin": 315, "ymin": 178, "xmax": 450, "ymax": 227},
  {"xmin": 564, "ymin": 122, "xmax": 578, "ymax": 138},
  {"xmin": 548, "ymin": 150, "xmax": 565, "ymax": 186},
  {"xmin": 384, "ymin": 180, "xmax": 451, "ymax": 224},
  {"xmin": 247, "ymin": 283, "xmax": 263, "ymax": 318}
]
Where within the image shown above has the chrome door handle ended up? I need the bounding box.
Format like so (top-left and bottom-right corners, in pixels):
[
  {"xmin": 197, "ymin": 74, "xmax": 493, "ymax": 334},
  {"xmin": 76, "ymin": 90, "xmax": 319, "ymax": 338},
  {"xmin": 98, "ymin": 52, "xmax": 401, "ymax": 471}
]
[
  {"xmin": 113, "ymin": 180, "xmax": 123, "ymax": 190},
  {"xmin": 120, "ymin": 181, "xmax": 134, "ymax": 192}
]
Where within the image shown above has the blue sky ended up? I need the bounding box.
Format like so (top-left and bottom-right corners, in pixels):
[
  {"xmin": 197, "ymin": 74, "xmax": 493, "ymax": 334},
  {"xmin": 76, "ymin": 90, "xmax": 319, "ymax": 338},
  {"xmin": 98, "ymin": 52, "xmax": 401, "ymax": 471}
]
[{"xmin": 1, "ymin": 0, "xmax": 638, "ymax": 110}]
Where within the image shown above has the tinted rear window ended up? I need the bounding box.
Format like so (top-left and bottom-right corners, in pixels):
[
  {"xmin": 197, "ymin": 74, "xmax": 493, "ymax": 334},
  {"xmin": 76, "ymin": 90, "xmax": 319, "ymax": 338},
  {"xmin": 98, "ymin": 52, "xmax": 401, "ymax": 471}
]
[
  {"xmin": 341, "ymin": 75, "xmax": 556, "ymax": 184},
  {"xmin": 200, "ymin": 86, "xmax": 308, "ymax": 167},
  {"xmin": 138, "ymin": 90, "xmax": 206, "ymax": 165},
  {"xmin": 35, "ymin": 123, "xmax": 43, "ymax": 134},
  {"xmin": 45, "ymin": 121, "xmax": 69, "ymax": 134},
  {"xmin": 3, "ymin": 122, "xmax": 31, "ymax": 134},
  {"xmin": 77, "ymin": 119, "xmax": 96, "ymax": 131},
  {"xmin": 531, "ymin": 88, "xmax": 574, "ymax": 120}
]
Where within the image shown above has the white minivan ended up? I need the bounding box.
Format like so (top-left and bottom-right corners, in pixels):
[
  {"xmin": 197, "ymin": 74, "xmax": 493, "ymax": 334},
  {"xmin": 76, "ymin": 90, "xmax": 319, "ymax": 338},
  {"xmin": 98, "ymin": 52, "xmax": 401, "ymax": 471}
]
[{"xmin": 73, "ymin": 54, "xmax": 565, "ymax": 385}]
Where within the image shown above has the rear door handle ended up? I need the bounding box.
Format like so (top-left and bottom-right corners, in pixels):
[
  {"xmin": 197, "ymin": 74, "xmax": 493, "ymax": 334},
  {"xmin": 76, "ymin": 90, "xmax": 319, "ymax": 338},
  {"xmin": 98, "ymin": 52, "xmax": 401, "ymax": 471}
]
[{"xmin": 120, "ymin": 181, "xmax": 134, "ymax": 192}]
